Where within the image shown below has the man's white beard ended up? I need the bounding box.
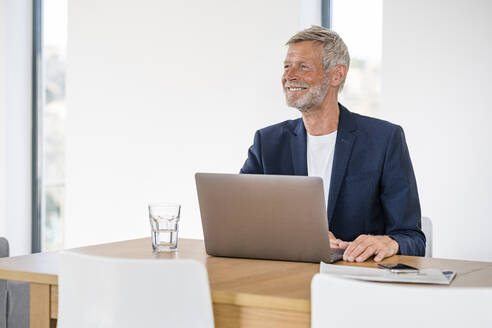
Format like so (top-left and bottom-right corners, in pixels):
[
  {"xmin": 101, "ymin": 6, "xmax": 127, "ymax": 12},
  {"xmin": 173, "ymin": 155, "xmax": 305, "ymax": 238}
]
[{"xmin": 285, "ymin": 76, "xmax": 330, "ymax": 113}]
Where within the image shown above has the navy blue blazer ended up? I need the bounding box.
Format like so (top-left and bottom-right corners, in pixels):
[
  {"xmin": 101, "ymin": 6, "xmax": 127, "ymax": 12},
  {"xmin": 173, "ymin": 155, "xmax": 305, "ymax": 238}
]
[{"xmin": 240, "ymin": 105, "xmax": 425, "ymax": 256}]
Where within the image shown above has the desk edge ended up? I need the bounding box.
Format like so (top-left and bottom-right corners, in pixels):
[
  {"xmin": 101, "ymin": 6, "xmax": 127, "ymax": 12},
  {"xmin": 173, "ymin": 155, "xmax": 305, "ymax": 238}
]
[
  {"xmin": 0, "ymin": 269, "xmax": 58, "ymax": 285},
  {"xmin": 212, "ymin": 290, "xmax": 310, "ymax": 313}
]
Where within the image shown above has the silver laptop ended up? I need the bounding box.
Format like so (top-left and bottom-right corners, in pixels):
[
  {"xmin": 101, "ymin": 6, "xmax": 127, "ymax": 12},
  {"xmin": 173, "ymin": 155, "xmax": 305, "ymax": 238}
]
[{"xmin": 195, "ymin": 173, "xmax": 344, "ymax": 263}]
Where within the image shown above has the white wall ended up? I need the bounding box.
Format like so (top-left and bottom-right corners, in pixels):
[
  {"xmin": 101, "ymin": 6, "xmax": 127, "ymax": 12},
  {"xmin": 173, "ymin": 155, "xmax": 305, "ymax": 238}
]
[
  {"xmin": 299, "ymin": 0, "xmax": 321, "ymax": 29},
  {"xmin": 66, "ymin": 0, "xmax": 301, "ymax": 248},
  {"xmin": 382, "ymin": 0, "xmax": 492, "ymax": 261},
  {"xmin": 0, "ymin": 0, "xmax": 32, "ymax": 256}
]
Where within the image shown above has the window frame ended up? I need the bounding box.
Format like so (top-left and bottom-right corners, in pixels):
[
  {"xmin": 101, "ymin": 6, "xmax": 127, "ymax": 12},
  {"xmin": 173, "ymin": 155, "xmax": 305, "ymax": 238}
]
[
  {"xmin": 322, "ymin": 0, "xmax": 332, "ymax": 28},
  {"xmin": 32, "ymin": 0, "xmax": 43, "ymax": 253}
]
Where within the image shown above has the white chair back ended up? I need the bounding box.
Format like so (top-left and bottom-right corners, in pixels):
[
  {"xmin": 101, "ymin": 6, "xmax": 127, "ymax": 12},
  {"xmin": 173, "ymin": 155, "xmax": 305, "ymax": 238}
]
[
  {"xmin": 311, "ymin": 273, "xmax": 492, "ymax": 328},
  {"xmin": 58, "ymin": 251, "xmax": 214, "ymax": 328},
  {"xmin": 422, "ymin": 216, "xmax": 433, "ymax": 257}
]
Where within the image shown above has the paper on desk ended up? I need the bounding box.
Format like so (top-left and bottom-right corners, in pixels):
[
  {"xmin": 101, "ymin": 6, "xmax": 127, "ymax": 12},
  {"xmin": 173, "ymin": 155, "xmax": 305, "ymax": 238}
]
[{"xmin": 320, "ymin": 262, "xmax": 456, "ymax": 285}]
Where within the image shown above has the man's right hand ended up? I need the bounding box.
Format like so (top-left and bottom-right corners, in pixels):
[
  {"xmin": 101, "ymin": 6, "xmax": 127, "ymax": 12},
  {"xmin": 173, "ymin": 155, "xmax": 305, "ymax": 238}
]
[{"xmin": 328, "ymin": 231, "xmax": 347, "ymax": 249}]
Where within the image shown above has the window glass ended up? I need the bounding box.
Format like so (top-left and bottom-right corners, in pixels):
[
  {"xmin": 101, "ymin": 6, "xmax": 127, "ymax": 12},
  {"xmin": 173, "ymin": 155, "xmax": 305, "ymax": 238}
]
[
  {"xmin": 331, "ymin": 0, "xmax": 382, "ymax": 115},
  {"xmin": 42, "ymin": 0, "xmax": 67, "ymax": 251}
]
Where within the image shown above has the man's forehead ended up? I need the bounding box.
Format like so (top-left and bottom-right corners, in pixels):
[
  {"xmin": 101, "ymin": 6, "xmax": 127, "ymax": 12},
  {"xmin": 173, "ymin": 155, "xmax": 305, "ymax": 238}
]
[{"xmin": 284, "ymin": 41, "xmax": 323, "ymax": 62}]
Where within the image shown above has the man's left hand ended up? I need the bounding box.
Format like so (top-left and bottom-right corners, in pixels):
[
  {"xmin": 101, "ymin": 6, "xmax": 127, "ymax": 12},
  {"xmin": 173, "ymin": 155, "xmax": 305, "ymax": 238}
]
[{"xmin": 341, "ymin": 235, "xmax": 399, "ymax": 262}]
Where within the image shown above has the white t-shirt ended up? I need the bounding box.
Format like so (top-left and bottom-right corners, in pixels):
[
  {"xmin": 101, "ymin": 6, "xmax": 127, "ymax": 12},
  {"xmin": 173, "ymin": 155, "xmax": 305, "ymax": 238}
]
[{"xmin": 307, "ymin": 131, "xmax": 337, "ymax": 210}]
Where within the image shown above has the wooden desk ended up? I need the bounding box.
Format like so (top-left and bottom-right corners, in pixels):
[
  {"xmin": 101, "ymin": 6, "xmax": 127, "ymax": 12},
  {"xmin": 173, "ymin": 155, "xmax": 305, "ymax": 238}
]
[{"xmin": 1, "ymin": 238, "xmax": 492, "ymax": 328}]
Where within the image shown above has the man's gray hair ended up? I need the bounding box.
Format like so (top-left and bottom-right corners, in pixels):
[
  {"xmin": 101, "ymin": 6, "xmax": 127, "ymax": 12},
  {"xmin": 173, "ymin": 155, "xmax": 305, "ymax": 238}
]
[{"xmin": 286, "ymin": 26, "xmax": 350, "ymax": 89}]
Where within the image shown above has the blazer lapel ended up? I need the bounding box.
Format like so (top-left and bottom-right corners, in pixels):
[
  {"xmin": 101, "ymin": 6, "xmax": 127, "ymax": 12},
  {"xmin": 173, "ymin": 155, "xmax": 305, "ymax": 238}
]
[
  {"xmin": 290, "ymin": 119, "xmax": 308, "ymax": 176},
  {"xmin": 327, "ymin": 105, "xmax": 357, "ymax": 225}
]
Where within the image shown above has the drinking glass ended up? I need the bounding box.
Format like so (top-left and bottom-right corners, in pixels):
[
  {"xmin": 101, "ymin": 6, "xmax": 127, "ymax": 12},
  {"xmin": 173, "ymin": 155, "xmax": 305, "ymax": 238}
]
[{"xmin": 148, "ymin": 203, "xmax": 181, "ymax": 252}]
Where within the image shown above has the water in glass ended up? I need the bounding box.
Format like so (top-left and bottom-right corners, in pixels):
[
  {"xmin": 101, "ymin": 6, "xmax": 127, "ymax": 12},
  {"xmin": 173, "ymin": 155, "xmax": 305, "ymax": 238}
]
[{"xmin": 150, "ymin": 216, "xmax": 179, "ymax": 251}]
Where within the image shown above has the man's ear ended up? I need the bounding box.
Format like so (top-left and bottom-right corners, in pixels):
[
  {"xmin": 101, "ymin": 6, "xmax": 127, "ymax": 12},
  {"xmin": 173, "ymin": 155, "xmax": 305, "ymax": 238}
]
[{"xmin": 330, "ymin": 64, "xmax": 348, "ymax": 87}]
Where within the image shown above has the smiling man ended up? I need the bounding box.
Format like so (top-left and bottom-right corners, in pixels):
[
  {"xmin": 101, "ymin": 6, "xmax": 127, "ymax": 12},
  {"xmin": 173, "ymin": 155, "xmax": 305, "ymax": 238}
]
[{"xmin": 240, "ymin": 26, "xmax": 425, "ymax": 262}]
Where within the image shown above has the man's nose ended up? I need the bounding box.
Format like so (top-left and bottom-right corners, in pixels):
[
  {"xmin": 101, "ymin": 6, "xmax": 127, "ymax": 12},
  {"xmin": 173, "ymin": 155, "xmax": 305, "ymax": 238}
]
[{"xmin": 284, "ymin": 67, "xmax": 298, "ymax": 81}]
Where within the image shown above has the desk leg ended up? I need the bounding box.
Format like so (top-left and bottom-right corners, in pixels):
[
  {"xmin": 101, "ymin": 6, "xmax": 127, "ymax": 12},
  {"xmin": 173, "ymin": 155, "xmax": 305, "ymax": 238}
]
[{"xmin": 30, "ymin": 283, "xmax": 50, "ymax": 328}]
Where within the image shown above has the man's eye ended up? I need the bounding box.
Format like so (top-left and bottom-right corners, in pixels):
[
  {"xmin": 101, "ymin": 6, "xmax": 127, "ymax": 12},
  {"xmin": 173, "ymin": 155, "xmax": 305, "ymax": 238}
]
[{"xmin": 300, "ymin": 65, "xmax": 308, "ymax": 69}]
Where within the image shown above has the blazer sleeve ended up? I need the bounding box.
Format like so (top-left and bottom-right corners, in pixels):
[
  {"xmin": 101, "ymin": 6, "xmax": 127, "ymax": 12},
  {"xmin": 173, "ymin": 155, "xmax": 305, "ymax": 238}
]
[
  {"xmin": 380, "ymin": 126, "xmax": 426, "ymax": 256},
  {"xmin": 240, "ymin": 130, "xmax": 264, "ymax": 174}
]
